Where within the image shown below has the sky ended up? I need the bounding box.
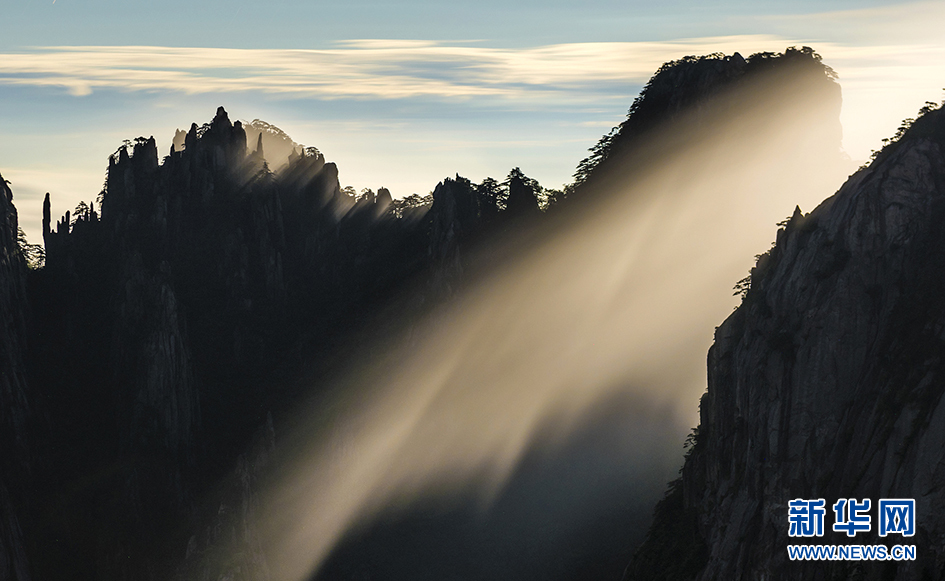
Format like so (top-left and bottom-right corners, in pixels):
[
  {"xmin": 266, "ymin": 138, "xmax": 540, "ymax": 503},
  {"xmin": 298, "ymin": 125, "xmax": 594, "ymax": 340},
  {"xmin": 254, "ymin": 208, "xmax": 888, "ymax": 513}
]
[{"xmin": 2, "ymin": 0, "xmax": 945, "ymax": 243}]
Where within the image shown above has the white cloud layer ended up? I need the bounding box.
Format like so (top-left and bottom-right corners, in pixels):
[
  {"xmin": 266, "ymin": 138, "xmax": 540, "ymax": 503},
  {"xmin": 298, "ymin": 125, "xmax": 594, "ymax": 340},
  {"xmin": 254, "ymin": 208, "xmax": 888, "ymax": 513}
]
[
  {"xmin": 3, "ymin": 36, "xmax": 942, "ymax": 158},
  {"xmin": 0, "ymin": 36, "xmax": 796, "ymax": 100}
]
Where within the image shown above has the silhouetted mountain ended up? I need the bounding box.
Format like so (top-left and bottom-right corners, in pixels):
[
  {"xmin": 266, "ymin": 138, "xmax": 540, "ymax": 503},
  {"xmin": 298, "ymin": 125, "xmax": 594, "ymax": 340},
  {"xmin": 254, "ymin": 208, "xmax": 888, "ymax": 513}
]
[
  {"xmin": 572, "ymin": 46, "xmax": 846, "ymax": 196},
  {"xmin": 625, "ymin": 92, "xmax": 945, "ymax": 580},
  {"xmin": 6, "ymin": 99, "xmax": 556, "ymax": 579},
  {"xmin": 29, "ymin": 105, "xmax": 434, "ymax": 579}
]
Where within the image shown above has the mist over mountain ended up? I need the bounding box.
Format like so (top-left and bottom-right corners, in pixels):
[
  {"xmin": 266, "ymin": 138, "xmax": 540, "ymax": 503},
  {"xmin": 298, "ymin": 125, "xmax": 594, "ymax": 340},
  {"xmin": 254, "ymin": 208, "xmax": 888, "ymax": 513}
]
[{"xmin": 0, "ymin": 46, "xmax": 890, "ymax": 581}]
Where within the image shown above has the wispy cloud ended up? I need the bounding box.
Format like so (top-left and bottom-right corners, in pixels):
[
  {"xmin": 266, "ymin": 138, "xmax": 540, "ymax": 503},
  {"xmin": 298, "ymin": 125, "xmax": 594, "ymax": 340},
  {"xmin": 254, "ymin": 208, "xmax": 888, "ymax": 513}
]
[{"xmin": 0, "ymin": 36, "xmax": 794, "ymax": 100}]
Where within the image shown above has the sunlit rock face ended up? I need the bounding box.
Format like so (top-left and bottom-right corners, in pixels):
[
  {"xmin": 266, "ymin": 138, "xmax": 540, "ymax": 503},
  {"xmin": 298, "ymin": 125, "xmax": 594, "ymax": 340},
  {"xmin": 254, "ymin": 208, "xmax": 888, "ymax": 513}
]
[
  {"xmin": 626, "ymin": 108, "xmax": 945, "ymax": 580},
  {"xmin": 0, "ymin": 174, "xmax": 32, "ymax": 581}
]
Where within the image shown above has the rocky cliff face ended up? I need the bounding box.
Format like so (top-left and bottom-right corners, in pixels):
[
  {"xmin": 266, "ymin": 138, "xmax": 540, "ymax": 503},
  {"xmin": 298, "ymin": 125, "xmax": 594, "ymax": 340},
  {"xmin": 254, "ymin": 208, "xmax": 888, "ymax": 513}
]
[
  {"xmin": 0, "ymin": 174, "xmax": 32, "ymax": 581},
  {"xmin": 626, "ymin": 104, "xmax": 945, "ymax": 579}
]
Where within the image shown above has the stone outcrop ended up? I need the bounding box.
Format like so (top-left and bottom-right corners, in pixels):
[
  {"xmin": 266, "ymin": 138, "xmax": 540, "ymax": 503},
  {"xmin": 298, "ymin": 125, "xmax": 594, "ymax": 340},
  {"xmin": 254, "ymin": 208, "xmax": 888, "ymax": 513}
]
[
  {"xmin": 429, "ymin": 176, "xmax": 480, "ymax": 275},
  {"xmin": 626, "ymin": 103, "xmax": 945, "ymax": 580}
]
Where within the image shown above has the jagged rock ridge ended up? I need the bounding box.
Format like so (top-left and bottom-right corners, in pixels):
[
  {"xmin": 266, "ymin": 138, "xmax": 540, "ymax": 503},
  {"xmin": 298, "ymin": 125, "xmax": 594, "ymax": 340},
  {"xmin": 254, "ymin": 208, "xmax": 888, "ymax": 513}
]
[{"xmin": 29, "ymin": 105, "xmax": 437, "ymax": 579}]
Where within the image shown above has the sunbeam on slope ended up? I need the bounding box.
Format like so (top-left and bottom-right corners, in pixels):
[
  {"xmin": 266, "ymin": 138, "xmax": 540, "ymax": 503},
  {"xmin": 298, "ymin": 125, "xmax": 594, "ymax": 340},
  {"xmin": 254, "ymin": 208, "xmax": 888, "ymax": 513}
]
[{"xmin": 242, "ymin": 60, "xmax": 854, "ymax": 581}]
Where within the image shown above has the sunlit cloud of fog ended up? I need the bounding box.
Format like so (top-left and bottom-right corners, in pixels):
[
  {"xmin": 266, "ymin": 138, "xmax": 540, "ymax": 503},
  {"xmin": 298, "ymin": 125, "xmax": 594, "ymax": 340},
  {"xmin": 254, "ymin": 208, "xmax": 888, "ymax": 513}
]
[{"xmin": 254, "ymin": 66, "xmax": 852, "ymax": 580}]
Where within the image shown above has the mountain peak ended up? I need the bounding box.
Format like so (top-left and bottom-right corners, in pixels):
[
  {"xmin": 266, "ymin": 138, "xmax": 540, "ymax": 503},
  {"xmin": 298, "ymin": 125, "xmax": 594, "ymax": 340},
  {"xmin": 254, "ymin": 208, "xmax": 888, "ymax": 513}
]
[{"xmin": 574, "ymin": 46, "xmax": 841, "ymax": 190}]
